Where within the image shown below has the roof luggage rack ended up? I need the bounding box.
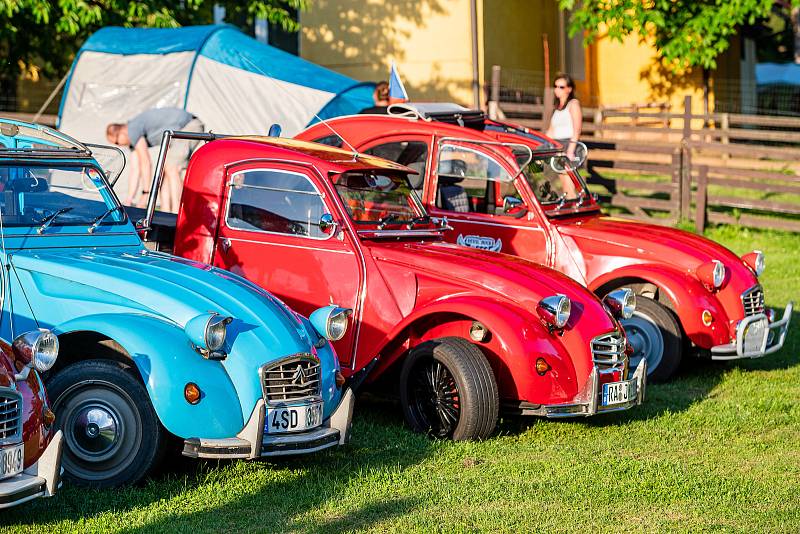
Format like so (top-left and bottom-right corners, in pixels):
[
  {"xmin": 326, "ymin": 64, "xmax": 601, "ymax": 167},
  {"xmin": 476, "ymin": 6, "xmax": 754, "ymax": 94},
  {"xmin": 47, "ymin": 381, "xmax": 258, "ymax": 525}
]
[{"xmin": 386, "ymin": 103, "xmax": 486, "ymax": 130}]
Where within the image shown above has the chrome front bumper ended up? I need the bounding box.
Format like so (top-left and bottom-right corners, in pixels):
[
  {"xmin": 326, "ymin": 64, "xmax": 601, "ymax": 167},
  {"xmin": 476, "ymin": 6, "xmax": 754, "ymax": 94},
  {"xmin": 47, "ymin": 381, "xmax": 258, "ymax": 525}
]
[
  {"xmin": 516, "ymin": 360, "xmax": 647, "ymax": 418},
  {"xmin": 710, "ymin": 302, "xmax": 793, "ymax": 360},
  {"xmin": 183, "ymin": 388, "xmax": 355, "ymax": 459},
  {"xmin": 0, "ymin": 430, "xmax": 63, "ymax": 509}
]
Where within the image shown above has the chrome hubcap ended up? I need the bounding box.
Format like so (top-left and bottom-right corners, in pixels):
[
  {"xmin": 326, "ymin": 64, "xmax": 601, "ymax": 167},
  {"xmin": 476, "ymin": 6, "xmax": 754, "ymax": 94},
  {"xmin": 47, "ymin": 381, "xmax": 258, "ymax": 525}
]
[
  {"xmin": 67, "ymin": 402, "xmax": 123, "ymax": 461},
  {"xmin": 621, "ymin": 311, "xmax": 664, "ymax": 374}
]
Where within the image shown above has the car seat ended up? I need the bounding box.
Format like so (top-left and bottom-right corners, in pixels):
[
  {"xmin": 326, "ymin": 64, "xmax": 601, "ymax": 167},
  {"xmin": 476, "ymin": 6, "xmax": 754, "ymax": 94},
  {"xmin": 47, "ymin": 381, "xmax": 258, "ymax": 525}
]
[{"xmin": 437, "ymin": 160, "xmax": 469, "ymax": 212}]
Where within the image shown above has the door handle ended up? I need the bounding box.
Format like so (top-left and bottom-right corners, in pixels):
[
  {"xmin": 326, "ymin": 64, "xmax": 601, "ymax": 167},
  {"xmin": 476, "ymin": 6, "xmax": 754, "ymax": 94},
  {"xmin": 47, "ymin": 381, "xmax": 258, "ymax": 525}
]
[{"xmin": 220, "ymin": 238, "xmax": 231, "ymax": 253}]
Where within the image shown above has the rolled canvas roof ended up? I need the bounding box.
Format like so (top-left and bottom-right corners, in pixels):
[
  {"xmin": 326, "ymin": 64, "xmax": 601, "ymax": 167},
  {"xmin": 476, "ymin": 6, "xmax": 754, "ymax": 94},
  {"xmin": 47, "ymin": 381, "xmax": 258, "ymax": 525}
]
[{"xmin": 58, "ymin": 24, "xmax": 374, "ymax": 143}]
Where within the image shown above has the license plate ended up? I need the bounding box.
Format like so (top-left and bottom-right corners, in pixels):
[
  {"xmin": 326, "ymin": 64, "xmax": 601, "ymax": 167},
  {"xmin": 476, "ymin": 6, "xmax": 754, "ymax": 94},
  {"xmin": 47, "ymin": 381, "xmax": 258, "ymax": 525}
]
[
  {"xmin": 602, "ymin": 381, "xmax": 633, "ymax": 406},
  {"xmin": 742, "ymin": 318, "xmax": 768, "ymax": 354},
  {"xmin": 0, "ymin": 443, "xmax": 23, "ymax": 480},
  {"xmin": 266, "ymin": 402, "xmax": 323, "ymax": 434}
]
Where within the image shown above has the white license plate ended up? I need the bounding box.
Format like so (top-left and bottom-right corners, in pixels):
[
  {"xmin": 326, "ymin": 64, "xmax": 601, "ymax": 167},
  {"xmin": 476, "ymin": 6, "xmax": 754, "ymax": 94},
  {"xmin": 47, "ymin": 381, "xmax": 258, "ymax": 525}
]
[
  {"xmin": 0, "ymin": 443, "xmax": 23, "ymax": 480},
  {"xmin": 602, "ymin": 381, "xmax": 633, "ymax": 406},
  {"xmin": 266, "ymin": 402, "xmax": 323, "ymax": 434}
]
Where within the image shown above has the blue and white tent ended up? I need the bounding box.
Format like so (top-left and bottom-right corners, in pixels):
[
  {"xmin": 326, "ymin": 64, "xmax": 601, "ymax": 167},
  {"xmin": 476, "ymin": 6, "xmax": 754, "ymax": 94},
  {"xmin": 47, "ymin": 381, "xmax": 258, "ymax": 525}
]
[{"xmin": 58, "ymin": 25, "xmax": 375, "ymax": 143}]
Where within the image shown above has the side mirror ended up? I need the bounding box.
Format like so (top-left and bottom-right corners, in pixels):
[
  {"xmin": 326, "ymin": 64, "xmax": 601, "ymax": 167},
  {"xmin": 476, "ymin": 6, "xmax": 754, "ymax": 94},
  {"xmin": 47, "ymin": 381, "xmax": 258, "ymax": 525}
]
[
  {"xmin": 502, "ymin": 196, "xmax": 526, "ymax": 214},
  {"xmin": 319, "ymin": 213, "xmax": 338, "ymax": 235}
]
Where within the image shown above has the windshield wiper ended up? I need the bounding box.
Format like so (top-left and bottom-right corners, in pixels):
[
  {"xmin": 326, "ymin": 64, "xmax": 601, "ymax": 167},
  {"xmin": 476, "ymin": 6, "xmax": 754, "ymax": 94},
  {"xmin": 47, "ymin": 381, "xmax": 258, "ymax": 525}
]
[
  {"xmin": 407, "ymin": 215, "xmax": 431, "ymax": 229},
  {"xmin": 36, "ymin": 207, "xmax": 73, "ymax": 234},
  {"xmin": 88, "ymin": 206, "xmax": 124, "ymax": 233},
  {"xmin": 377, "ymin": 214, "xmax": 399, "ymax": 229}
]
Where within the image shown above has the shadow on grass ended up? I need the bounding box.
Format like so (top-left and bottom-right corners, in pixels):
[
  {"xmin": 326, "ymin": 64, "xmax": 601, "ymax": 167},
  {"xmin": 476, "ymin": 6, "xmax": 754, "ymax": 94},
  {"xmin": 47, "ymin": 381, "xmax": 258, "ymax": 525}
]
[{"xmin": 1, "ymin": 400, "xmax": 432, "ymax": 532}]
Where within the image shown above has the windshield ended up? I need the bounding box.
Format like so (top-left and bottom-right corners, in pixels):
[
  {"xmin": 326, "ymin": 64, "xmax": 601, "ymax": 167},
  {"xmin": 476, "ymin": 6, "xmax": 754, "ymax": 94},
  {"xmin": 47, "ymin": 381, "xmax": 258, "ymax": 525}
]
[
  {"xmin": 332, "ymin": 171, "xmax": 425, "ymax": 225},
  {"xmin": 520, "ymin": 155, "xmax": 589, "ymax": 206},
  {"xmin": 0, "ymin": 121, "xmax": 86, "ymax": 153},
  {"xmin": 0, "ymin": 164, "xmax": 124, "ymax": 228}
]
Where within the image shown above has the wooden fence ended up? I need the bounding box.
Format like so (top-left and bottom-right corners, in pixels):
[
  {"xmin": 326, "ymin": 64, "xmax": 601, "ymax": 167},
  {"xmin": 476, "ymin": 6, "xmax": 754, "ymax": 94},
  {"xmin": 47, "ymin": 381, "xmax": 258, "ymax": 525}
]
[{"xmin": 491, "ymin": 76, "xmax": 800, "ymax": 233}]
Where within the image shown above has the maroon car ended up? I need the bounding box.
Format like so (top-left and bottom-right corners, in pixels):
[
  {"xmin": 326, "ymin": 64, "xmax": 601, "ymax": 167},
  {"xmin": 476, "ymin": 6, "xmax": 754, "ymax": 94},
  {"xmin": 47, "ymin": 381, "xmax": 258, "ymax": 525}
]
[{"xmin": 0, "ymin": 330, "xmax": 62, "ymax": 508}]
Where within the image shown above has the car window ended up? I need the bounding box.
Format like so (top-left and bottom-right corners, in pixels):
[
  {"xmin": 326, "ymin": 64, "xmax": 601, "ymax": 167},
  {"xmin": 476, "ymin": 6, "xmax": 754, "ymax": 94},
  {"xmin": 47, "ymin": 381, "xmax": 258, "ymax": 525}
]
[
  {"xmin": 363, "ymin": 141, "xmax": 428, "ymax": 192},
  {"xmin": 226, "ymin": 169, "xmax": 328, "ymax": 238},
  {"xmin": 0, "ymin": 164, "xmax": 123, "ymax": 227},
  {"xmin": 435, "ymin": 144, "xmax": 520, "ymax": 215},
  {"xmin": 332, "ymin": 171, "xmax": 422, "ymax": 225},
  {"xmin": 522, "ymin": 156, "xmax": 582, "ymax": 203}
]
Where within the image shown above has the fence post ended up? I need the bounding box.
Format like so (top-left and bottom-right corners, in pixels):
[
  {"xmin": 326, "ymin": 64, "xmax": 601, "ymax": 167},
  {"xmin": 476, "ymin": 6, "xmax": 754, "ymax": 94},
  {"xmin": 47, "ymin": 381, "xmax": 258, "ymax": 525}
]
[
  {"xmin": 594, "ymin": 108, "xmax": 603, "ymax": 139},
  {"xmin": 695, "ymin": 165, "xmax": 708, "ymax": 234},
  {"xmin": 682, "ymin": 95, "xmax": 692, "ymax": 141},
  {"xmin": 632, "ymin": 103, "xmax": 639, "ymax": 126},
  {"xmin": 671, "ymin": 150, "xmax": 682, "ymax": 221},
  {"xmin": 488, "ymin": 65, "xmax": 501, "ymax": 120},
  {"xmin": 720, "ymin": 112, "xmax": 730, "ymax": 163},
  {"xmin": 680, "ymin": 143, "xmax": 692, "ymax": 221}
]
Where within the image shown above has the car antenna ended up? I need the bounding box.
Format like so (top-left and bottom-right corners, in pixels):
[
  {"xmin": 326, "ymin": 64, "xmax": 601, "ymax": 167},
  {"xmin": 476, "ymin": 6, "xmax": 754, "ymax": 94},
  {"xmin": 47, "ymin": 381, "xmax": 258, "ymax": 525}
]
[{"xmin": 237, "ymin": 53, "xmax": 361, "ymax": 160}]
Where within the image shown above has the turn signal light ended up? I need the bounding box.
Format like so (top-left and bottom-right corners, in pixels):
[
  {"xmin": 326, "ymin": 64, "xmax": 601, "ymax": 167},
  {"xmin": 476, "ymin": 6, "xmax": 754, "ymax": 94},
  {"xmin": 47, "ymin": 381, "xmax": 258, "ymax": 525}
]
[
  {"xmin": 702, "ymin": 310, "xmax": 713, "ymax": 326},
  {"xmin": 335, "ymin": 371, "xmax": 346, "ymax": 389},
  {"xmin": 43, "ymin": 408, "xmax": 56, "ymax": 428},
  {"xmin": 535, "ymin": 358, "xmax": 551, "ymax": 376},
  {"xmin": 184, "ymin": 382, "xmax": 202, "ymax": 404}
]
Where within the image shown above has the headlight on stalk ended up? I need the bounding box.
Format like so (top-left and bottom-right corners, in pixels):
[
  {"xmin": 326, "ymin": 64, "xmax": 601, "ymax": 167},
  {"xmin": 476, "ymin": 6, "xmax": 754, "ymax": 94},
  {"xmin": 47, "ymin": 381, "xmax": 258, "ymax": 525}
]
[
  {"xmin": 309, "ymin": 305, "xmax": 353, "ymax": 341},
  {"xmin": 603, "ymin": 288, "xmax": 636, "ymax": 319},
  {"xmin": 537, "ymin": 294, "xmax": 571, "ymax": 330},
  {"xmin": 742, "ymin": 250, "xmax": 765, "ymax": 277},
  {"xmin": 12, "ymin": 329, "xmax": 59, "ymax": 372},
  {"xmin": 697, "ymin": 259, "xmax": 726, "ymax": 290},
  {"xmin": 185, "ymin": 313, "xmax": 233, "ymax": 357}
]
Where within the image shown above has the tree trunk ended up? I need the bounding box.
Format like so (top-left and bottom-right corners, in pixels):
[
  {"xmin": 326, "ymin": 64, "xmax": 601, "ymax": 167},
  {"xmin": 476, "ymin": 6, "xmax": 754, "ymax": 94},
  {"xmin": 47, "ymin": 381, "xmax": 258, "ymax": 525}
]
[{"xmin": 793, "ymin": 7, "xmax": 800, "ymax": 64}]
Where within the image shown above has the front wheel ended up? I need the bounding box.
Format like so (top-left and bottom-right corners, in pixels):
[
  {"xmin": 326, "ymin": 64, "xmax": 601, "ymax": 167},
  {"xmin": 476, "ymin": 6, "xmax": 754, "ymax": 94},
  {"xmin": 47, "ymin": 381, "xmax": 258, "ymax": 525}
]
[
  {"xmin": 619, "ymin": 296, "xmax": 683, "ymax": 382},
  {"xmin": 400, "ymin": 337, "xmax": 499, "ymax": 441},
  {"xmin": 47, "ymin": 359, "xmax": 166, "ymax": 488}
]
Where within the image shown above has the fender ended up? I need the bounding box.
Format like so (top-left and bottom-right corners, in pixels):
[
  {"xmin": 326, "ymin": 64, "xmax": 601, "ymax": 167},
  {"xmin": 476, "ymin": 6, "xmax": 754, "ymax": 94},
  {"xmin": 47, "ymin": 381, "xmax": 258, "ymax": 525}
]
[
  {"xmin": 589, "ymin": 264, "xmax": 732, "ymax": 348},
  {"xmin": 51, "ymin": 313, "xmax": 245, "ymax": 439},
  {"xmin": 372, "ymin": 295, "xmax": 582, "ymax": 404}
]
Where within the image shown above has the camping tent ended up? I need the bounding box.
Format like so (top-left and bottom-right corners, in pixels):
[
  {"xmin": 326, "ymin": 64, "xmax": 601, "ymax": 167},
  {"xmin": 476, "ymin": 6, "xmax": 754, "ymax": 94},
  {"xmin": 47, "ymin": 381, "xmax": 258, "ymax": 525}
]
[{"xmin": 58, "ymin": 24, "xmax": 375, "ymax": 143}]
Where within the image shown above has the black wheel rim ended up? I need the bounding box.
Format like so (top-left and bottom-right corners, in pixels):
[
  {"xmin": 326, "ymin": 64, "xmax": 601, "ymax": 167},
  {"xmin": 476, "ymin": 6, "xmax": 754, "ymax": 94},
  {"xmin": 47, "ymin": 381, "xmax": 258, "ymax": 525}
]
[
  {"xmin": 53, "ymin": 380, "xmax": 143, "ymax": 483},
  {"xmin": 407, "ymin": 358, "xmax": 461, "ymax": 438}
]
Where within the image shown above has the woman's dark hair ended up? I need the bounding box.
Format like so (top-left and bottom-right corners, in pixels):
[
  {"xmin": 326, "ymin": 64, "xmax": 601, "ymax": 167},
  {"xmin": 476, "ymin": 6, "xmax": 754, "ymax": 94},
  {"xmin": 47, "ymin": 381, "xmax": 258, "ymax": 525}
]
[{"xmin": 553, "ymin": 73, "xmax": 576, "ymax": 110}]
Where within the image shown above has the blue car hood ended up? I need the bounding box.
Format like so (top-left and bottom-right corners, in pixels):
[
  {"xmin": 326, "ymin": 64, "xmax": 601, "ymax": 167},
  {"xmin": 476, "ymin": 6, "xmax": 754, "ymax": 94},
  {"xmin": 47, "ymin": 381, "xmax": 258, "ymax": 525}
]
[{"xmin": 11, "ymin": 247, "xmax": 315, "ymax": 357}]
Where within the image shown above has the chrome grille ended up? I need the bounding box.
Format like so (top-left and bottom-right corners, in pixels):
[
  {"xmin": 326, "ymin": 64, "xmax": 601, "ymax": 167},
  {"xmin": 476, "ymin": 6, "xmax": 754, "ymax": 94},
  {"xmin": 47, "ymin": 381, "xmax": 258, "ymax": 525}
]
[
  {"xmin": 0, "ymin": 390, "xmax": 22, "ymax": 444},
  {"xmin": 742, "ymin": 285, "xmax": 765, "ymax": 317},
  {"xmin": 261, "ymin": 354, "xmax": 321, "ymax": 404},
  {"xmin": 592, "ymin": 331, "xmax": 626, "ymax": 365}
]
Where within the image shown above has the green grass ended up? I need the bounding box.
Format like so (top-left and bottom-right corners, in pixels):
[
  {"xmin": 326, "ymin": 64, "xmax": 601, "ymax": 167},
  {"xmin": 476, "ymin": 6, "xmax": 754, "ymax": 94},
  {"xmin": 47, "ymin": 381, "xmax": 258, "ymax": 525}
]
[{"xmin": 3, "ymin": 225, "xmax": 799, "ymax": 533}]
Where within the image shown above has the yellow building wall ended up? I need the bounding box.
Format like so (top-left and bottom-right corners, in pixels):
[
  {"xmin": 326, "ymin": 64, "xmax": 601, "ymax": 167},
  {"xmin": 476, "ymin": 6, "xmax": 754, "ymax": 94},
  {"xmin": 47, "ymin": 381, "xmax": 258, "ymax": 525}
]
[
  {"xmin": 590, "ymin": 30, "xmax": 707, "ymax": 113},
  {"xmin": 300, "ymin": 0, "xmax": 478, "ymax": 105},
  {"xmin": 482, "ymin": 0, "xmax": 561, "ymax": 78}
]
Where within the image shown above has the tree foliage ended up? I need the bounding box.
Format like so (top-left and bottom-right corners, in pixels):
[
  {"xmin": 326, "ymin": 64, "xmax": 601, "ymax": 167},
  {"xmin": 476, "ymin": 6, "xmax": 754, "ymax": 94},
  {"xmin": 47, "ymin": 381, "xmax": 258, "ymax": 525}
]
[
  {"xmin": 0, "ymin": 0, "xmax": 308, "ymax": 99},
  {"xmin": 558, "ymin": 0, "xmax": 800, "ymax": 73}
]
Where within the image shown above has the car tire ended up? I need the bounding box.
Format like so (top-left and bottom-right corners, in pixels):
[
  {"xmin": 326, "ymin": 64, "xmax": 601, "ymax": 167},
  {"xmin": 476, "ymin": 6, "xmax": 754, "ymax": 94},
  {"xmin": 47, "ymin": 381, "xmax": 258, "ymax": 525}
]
[
  {"xmin": 619, "ymin": 296, "xmax": 683, "ymax": 383},
  {"xmin": 46, "ymin": 359, "xmax": 166, "ymax": 488},
  {"xmin": 400, "ymin": 337, "xmax": 499, "ymax": 441}
]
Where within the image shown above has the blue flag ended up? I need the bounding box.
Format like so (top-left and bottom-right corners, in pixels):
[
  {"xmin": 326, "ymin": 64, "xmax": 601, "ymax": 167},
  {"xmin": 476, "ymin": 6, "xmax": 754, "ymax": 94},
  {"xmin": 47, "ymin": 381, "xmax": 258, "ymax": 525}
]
[{"xmin": 389, "ymin": 61, "xmax": 409, "ymax": 102}]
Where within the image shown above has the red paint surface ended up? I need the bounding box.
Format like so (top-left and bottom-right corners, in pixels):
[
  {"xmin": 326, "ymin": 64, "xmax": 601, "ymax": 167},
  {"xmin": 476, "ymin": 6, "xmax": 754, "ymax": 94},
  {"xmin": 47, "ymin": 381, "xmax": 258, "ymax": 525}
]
[
  {"xmin": 296, "ymin": 116, "xmax": 764, "ymax": 350},
  {"xmin": 174, "ymin": 137, "xmax": 630, "ymax": 406}
]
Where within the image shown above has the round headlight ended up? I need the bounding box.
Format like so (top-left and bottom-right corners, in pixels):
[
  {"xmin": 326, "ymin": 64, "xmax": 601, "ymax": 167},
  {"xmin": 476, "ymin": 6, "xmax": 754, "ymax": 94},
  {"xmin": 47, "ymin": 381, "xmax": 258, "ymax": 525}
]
[
  {"xmin": 604, "ymin": 288, "xmax": 637, "ymax": 319},
  {"xmin": 12, "ymin": 329, "xmax": 59, "ymax": 372},
  {"xmin": 205, "ymin": 315, "xmax": 230, "ymax": 352},
  {"xmin": 697, "ymin": 259, "xmax": 726, "ymax": 290},
  {"xmin": 327, "ymin": 309, "xmax": 351, "ymax": 341},
  {"xmin": 742, "ymin": 250, "xmax": 765, "ymax": 277},
  {"xmin": 537, "ymin": 294, "xmax": 571, "ymax": 330}
]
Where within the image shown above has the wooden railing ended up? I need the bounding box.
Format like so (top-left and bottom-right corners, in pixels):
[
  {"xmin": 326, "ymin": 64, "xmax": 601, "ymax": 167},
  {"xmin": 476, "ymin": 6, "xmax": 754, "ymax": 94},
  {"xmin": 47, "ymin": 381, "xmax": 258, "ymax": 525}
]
[{"xmin": 489, "ymin": 73, "xmax": 800, "ymax": 233}]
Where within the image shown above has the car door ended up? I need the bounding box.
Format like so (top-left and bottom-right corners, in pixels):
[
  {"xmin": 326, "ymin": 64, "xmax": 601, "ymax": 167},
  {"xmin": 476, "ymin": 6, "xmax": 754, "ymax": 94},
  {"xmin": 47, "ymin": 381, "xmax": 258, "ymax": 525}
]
[{"xmin": 212, "ymin": 162, "xmax": 363, "ymax": 368}]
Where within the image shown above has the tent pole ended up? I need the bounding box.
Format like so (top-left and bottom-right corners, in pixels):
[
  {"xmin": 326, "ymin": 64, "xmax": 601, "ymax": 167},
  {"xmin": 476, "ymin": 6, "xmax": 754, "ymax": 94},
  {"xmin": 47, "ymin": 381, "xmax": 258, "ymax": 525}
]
[{"xmin": 33, "ymin": 73, "xmax": 68, "ymax": 123}]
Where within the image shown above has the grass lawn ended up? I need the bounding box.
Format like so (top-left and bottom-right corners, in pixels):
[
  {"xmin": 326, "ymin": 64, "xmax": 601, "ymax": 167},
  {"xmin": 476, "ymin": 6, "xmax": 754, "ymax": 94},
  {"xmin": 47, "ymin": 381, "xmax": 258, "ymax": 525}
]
[{"xmin": 2, "ymin": 225, "xmax": 799, "ymax": 533}]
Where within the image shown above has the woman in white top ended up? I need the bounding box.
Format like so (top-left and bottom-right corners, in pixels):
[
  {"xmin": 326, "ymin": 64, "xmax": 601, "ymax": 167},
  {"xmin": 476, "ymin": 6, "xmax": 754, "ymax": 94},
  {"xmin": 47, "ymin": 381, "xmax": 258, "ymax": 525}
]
[{"xmin": 545, "ymin": 73, "xmax": 582, "ymax": 198}]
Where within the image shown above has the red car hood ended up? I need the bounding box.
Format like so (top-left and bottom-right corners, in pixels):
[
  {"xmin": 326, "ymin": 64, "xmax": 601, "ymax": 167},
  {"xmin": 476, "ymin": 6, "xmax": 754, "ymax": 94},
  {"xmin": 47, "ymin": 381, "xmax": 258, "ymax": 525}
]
[
  {"xmin": 0, "ymin": 345, "xmax": 14, "ymax": 388},
  {"xmin": 366, "ymin": 239, "xmax": 619, "ymax": 335},
  {"xmin": 556, "ymin": 215, "xmax": 756, "ymax": 283}
]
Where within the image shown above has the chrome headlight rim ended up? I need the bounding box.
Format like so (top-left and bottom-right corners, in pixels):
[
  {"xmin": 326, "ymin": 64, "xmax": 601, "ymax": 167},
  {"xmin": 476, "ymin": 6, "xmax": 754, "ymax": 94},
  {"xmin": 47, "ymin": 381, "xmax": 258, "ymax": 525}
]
[
  {"xmin": 712, "ymin": 260, "xmax": 726, "ymax": 288},
  {"xmin": 537, "ymin": 294, "xmax": 571, "ymax": 330},
  {"xmin": 205, "ymin": 313, "xmax": 232, "ymax": 352},
  {"xmin": 745, "ymin": 250, "xmax": 765, "ymax": 277},
  {"xmin": 12, "ymin": 329, "xmax": 59, "ymax": 372},
  {"xmin": 326, "ymin": 307, "xmax": 353, "ymax": 341},
  {"xmin": 604, "ymin": 288, "xmax": 637, "ymax": 320}
]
